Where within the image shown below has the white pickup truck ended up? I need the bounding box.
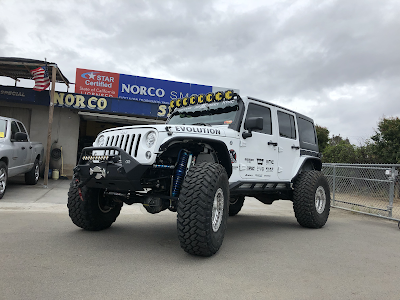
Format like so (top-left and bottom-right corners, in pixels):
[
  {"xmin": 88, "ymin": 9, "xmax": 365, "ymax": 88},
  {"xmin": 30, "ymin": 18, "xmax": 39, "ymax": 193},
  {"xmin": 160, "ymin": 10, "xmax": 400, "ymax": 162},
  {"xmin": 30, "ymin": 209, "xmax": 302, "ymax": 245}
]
[{"xmin": 0, "ymin": 116, "xmax": 44, "ymax": 199}]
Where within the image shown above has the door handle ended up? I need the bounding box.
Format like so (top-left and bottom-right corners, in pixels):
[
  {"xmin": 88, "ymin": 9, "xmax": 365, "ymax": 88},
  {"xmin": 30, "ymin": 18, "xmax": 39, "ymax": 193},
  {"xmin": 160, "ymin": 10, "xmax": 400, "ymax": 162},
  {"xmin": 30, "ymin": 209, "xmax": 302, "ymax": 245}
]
[
  {"xmin": 21, "ymin": 147, "xmax": 26, "ymax": 150},
  {"xmin": 268, "ymin": 141, "xmax": 278, "ymax": 146},
  {"xmin": 291, "ymin": 145, "xmax": 300, "ymax": 150},
  {"xmin": 29, "ymin": 146, "xmax": 33, "ymax": 149}
]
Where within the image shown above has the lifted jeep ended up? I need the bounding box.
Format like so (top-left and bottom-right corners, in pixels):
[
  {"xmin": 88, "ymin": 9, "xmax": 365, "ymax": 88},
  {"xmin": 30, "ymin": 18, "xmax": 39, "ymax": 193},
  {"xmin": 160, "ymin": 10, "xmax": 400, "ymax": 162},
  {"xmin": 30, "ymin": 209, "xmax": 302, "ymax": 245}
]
[{"xmin": 68, "ymin": 90, "xmax": 330, "ymax": 256}]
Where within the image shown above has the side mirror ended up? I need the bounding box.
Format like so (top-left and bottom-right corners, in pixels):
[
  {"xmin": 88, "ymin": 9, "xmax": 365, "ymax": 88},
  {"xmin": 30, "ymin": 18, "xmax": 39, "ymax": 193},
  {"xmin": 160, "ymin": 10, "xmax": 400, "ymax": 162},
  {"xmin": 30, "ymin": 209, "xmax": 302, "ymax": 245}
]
[
  {"xmin": 14, "ymin": 132, "xmax": 28, "ymax": 142},
  {"xmin": 242, "ymin": 117, "xmax": 263, "ymax": 139}
]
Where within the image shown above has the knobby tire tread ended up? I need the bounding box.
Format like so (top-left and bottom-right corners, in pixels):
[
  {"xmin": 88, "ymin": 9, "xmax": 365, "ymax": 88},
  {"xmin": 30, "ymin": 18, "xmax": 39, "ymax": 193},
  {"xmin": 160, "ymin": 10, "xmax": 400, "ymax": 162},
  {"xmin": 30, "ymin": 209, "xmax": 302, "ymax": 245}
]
[
  {"xmin": 177, "ymin": 162, "xmax": 229, "ymax": 257},
  {"xmin": 293, "ymin": 170, "xmax": 330, "ymax": 228},
  {"xmin": 67, "ymin": 180, "xmax": 122, "ymax": 231}
]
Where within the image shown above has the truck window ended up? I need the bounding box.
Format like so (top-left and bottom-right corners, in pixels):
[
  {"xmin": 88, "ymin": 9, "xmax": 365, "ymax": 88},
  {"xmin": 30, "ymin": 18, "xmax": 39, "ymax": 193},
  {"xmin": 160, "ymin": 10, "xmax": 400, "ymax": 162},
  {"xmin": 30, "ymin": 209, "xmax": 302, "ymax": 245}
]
[
  {"xmin": 298, "ymin": 117, "xmax": 316, "ymax": 145},
  {"xmin": 17, "ymin": 122, "xmax": 27, "ymax": 134},
  {"xmin": 10, "ymin": 121, "xmax": 19, "ymax": 140},
  {"xmin": 245, "ymin": 103, "xmax": 272, "ymax": 135},
  {"xmin": 0, "ymin": 120, "xmax": 6, "ymax": 138},
  {"xmin": 278, "ymin": 111, "xmax": 296, "ymax": 139}
]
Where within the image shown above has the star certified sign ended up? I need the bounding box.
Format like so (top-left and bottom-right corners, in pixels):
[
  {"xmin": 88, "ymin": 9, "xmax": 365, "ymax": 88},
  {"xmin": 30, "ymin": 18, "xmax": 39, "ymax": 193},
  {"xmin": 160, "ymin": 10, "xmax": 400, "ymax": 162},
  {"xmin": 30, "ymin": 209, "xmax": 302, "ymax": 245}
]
[{"xmin": 75, "ymin": 68, "xmax": 120, "ymax": 98}]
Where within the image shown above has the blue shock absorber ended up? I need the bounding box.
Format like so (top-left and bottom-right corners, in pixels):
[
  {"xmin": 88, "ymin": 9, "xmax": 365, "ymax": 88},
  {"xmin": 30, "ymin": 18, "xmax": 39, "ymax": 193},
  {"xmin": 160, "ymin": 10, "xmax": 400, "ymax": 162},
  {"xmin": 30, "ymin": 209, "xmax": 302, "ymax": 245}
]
[{"xmin": 171, "ymin": 150, "xmax": 190, "ymax": 197}]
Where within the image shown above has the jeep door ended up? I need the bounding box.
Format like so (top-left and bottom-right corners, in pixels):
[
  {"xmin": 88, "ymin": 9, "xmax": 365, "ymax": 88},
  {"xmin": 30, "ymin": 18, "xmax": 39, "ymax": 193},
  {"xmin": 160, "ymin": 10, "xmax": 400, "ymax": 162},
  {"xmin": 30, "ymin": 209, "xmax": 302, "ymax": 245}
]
[
  {"xmin": 239, "ymin": 102, "xmax": 278, "ymax": 180},
  {"xmin": 276, "ymin": 110, "xmax": 300, "ymax": 180}
]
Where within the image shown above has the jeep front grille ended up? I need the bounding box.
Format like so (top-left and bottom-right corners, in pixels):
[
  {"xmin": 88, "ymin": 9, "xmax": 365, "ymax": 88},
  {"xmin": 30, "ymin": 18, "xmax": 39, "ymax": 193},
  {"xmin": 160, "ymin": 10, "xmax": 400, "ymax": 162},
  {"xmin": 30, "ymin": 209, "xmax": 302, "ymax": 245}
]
[{"xmin": 104, "ymin": 133, "xmax": 142, "ymax": 157}]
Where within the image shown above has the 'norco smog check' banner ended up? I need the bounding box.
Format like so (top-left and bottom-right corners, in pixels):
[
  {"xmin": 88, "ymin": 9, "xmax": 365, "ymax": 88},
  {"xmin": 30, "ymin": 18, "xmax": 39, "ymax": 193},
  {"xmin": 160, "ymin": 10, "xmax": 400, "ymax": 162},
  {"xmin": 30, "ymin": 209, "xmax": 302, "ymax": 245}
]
[{"xmin": 75, "ymin": 68, "xmax": 221, "ymax": 105}]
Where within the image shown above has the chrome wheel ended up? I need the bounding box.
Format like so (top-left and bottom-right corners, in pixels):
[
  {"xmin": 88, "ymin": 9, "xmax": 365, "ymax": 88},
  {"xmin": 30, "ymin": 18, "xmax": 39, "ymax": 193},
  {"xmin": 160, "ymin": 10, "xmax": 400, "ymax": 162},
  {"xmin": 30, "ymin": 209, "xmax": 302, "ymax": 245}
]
[
  {"xmin": 0, "ymin": 167, "xmax": 6, "ymax": 194},
  {"xmin": 212, "ymin": 188, "xmax": 224, "ymax": 232},
  {"xmin": 315, "ymin": 186, "xmax": 326, "ymax": 214}
]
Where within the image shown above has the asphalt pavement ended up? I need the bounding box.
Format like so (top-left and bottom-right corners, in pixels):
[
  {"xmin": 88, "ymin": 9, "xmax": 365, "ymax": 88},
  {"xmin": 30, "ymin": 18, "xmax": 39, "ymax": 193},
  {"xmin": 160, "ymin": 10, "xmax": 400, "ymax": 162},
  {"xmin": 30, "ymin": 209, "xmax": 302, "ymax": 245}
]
[{"xmin": 0, "ymin": 177, "xmax": 399, "ymax": 300}]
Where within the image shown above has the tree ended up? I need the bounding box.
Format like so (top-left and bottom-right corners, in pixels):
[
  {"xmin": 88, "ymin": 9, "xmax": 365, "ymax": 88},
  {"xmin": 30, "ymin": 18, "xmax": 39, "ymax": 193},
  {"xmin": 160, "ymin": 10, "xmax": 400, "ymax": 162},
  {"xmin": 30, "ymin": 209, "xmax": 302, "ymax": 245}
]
[
  {"xmin": 355, "ymin": 141, "xmax": 380, "ymax": 164},
  {"xmin": 315, "ymin": 125, "xmax": 329, "ymax": 153},
  {"xmin": 371, "ymin": 117, "xmax": 400, "ymax": 163},
  {"xmin": 329, "ymin": 134, "xmax": 350, "ymax": 146},
  {"xmin": 322, "ymin": 141, "xmax": 357, "ymax": 163}
]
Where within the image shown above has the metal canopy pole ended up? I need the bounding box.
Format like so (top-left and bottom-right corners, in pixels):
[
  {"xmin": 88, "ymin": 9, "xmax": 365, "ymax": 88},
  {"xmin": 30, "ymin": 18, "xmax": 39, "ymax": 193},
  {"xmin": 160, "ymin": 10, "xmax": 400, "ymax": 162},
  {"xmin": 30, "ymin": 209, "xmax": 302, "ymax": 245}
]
[{"xmin": 43, "ymin": 66, "xmax": 56, "ymax": 187}]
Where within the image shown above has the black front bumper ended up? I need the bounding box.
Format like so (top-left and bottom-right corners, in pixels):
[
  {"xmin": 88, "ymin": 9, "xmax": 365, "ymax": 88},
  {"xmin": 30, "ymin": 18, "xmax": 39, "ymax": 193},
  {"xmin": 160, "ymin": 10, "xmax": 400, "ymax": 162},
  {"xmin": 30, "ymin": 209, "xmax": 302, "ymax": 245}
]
[{"xmin": 74, "ymin": 146, "xmax": 150, "ymax": 191}]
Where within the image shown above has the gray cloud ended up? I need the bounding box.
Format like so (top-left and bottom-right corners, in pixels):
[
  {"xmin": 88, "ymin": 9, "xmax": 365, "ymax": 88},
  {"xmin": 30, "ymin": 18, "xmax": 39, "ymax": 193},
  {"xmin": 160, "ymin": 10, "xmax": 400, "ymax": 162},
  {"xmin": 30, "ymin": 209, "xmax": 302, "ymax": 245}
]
[{"xmin": 0, "ymin": 0, "xmax": 399, "ymax": 143}]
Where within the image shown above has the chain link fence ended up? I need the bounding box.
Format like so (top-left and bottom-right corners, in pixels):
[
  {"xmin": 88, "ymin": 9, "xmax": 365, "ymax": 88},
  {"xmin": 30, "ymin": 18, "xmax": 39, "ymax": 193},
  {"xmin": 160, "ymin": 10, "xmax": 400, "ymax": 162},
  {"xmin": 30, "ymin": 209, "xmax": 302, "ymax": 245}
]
[{"xmin": 322, "ymin": 164, "xmax": 400, "ymax": 221}]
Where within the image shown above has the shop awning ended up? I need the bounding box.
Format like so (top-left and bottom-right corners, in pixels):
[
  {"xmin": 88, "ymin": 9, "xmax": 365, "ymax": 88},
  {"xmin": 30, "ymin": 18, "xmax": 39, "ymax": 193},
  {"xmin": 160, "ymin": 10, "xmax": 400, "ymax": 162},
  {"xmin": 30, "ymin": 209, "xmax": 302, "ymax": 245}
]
[{"xmin": 0, "ymin": 57, "xmax": 70, "ymax": 86}]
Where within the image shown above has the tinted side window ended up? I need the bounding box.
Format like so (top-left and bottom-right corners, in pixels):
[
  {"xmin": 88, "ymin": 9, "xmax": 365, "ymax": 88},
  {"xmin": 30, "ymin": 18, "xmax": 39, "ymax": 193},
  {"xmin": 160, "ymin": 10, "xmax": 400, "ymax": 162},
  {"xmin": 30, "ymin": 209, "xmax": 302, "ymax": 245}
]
[
  {"xmin": 11, "ymin": 121, "xmax": 19, "ymax": 140},
  {"xmin": 278, "ymin": 111, "xmax": 296, "ymax": 139},
  {"xmin": 298, "ymin": 118, "xmax": 316, "ymax": 145},
  {"xmin": 17, "ymin": 122, "xmax": 27, "ymax": 134},
  {"xmin": 245, "ymin": 103, "xmax": 272, "ymax": 135}
]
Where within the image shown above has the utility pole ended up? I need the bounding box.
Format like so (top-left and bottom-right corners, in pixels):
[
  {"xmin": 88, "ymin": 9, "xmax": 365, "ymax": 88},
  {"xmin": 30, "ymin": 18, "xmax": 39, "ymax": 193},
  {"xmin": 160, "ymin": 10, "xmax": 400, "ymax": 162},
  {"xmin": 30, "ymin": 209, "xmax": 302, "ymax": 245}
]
[{"xmin": 43, "ymin": 65, "xmax": 56, "ymax": 187}]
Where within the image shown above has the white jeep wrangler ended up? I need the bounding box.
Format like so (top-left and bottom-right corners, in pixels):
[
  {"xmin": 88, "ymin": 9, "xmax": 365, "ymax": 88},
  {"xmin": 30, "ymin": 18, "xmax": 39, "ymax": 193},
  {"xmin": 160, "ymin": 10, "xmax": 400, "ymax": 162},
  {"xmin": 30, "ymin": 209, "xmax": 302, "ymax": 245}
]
[{"xmin": 68, "ymin": 91, "xmax": 330, "ymax": 256}]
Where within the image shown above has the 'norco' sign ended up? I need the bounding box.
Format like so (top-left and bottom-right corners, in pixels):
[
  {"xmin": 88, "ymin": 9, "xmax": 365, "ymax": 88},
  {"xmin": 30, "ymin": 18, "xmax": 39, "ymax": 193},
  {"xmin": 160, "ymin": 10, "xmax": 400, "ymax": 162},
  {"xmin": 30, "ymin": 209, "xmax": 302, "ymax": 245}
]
[
  {"xmin": 54, "ymin": 92, "xmax": 108, "ymax": 110},
  {"xmin": 121, "ymin": 84, "xmax": 165, "ymax": 98}
]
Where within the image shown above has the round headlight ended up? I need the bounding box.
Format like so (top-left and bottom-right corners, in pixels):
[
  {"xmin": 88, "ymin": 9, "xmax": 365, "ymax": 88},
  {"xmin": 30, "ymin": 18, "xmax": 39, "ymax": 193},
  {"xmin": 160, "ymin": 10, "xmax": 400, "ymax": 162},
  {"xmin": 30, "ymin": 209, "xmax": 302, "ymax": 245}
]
[
  {"xmin": 145, "ymin": 131, "xmax": 156, "ymax": 148},
  {"xmin": 97, "ymin": 135, "xmax": 105, "ymax": 147}
]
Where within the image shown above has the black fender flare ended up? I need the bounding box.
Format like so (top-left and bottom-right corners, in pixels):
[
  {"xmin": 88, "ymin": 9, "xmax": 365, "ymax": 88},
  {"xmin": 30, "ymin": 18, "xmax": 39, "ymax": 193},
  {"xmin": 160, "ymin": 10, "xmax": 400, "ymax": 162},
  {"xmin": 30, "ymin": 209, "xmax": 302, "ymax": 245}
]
[
  {"xmin": 292, "ymin": 157, "xmax": 322, "ymax": 182},
  {"xmin": 159, "ymin": 137, "xmax": 232, "ymax": 177}
]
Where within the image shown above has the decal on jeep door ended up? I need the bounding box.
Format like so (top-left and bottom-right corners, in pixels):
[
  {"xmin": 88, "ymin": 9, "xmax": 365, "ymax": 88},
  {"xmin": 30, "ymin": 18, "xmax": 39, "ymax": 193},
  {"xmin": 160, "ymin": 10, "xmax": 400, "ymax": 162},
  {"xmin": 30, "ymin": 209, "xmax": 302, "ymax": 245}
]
[{"xmin": 229, "ymin": 149, "xmax": 237, "ymax": 163}]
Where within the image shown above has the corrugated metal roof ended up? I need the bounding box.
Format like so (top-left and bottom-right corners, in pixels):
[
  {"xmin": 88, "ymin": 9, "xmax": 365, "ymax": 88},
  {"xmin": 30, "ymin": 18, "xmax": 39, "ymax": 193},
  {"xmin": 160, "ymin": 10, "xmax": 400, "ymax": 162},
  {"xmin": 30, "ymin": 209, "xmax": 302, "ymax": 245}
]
[{"xmin": 0, "ymin": 57, "xmax": 70, "ymax": 86}]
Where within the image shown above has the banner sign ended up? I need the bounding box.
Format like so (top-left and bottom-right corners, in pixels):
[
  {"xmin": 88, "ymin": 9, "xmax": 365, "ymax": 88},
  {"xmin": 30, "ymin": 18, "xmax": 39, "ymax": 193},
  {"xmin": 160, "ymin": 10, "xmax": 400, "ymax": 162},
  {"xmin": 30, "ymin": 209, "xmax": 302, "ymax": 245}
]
[
  {"xmin": 118, "ymin": 74, "xmax": 212, "ymax": 104},
  {"xmin": 0, "ymin": 86, "xmax": 35, "ymax": 103},
  {"xmin": 76, "ymin": 68, "xmax": 217, "ymax": 105},
  {"xmin": 75, "ymin": 68, "xmax": 119, "ymax": 98}
]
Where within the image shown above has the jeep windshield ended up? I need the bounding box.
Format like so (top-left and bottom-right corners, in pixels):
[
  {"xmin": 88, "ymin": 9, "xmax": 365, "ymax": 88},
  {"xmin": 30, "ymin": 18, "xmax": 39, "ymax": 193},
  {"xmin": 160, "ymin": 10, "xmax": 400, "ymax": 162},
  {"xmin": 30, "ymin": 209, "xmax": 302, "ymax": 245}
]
[{"xmin": 167, "ymin": 99, "xmax": 239, "ymax": 126}]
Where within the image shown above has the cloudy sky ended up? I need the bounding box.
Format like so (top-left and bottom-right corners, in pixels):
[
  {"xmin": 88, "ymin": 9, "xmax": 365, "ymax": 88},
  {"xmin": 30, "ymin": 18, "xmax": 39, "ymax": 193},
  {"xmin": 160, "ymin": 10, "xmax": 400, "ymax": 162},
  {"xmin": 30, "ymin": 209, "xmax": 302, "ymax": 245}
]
[{"xmin": 1, "ymin": 0, "xmax": 399, "ymax": 144}]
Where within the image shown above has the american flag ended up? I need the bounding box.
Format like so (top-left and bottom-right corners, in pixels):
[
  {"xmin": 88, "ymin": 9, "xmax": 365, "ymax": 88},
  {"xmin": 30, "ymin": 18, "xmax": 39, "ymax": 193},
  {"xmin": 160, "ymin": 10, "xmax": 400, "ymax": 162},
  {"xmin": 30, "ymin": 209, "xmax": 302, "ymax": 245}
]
[{"xmin": 30, "ymin": 65, "xmax": 50, "ymax": 91}]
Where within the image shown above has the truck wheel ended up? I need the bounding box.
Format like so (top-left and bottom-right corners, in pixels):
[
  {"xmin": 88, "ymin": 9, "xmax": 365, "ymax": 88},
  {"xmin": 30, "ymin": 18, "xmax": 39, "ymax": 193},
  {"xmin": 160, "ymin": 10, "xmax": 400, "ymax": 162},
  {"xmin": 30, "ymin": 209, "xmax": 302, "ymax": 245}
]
[
  {"xmin": 25, "ymin": 159, "xmax": 40, "ymax": 185},
  {"xmin": 229, "ymin": 196, "xmax": 245, "ymax": 216},
  {"xmin": 177, "ymin": 162, "xmax": 229, "ymax": 257},
  {"xmin": 293, "ymin": 170, "xmax": 330, "ymax": 228},
  {"xmin": 0, "ymin": 162, "xmax": 7, "ymax": 199},
  {"xmin": 67, "ymin": 180, "xmax": 122, "ymax": 231}
]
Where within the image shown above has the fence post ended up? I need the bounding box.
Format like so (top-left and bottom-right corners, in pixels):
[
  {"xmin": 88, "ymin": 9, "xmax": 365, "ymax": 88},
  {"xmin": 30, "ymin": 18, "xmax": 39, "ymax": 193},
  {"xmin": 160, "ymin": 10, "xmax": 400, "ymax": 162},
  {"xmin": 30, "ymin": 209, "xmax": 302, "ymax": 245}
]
[
  {"xmin": 388, "ymin": 166, "xmax": 395, "ymax": 218},
  {"xmin": 332, "ymin": 164, "xmax": 336, "ymax": 206}
]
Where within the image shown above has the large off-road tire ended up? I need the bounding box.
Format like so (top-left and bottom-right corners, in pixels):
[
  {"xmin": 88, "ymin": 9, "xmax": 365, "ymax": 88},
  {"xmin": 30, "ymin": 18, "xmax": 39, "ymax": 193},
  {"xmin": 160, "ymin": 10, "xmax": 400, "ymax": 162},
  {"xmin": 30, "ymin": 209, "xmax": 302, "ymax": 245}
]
[
  {"xmin": 25, "ymin": 159, "xmax": 40, "ymax": 185},
  {"xmin": 229, "ymin": 195, "xmax": 245, "ymax": 216},
  {"xmin": 293, "ymin": 170, "xmax": 330, "ymax": 228},
  {"xmin": 67, "ymin": 180, "xmax": 122, "ymax": 231},
  {"xmin": 177, "ymin": 162, "xmax": 229, "ymax": 257},
  {"xmin": 0, "ymin": 162, "xmax": 7, "ymax": 199}
]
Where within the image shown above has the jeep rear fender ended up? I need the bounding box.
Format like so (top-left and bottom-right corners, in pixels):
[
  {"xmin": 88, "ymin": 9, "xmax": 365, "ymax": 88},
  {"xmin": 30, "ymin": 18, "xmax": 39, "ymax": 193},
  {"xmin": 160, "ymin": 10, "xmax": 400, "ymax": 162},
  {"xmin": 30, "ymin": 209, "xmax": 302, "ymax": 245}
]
[
  {"xmin": 292, "ymin": 157, "xmax": 322, "ymax": 182},
  {"xmin": 159, "ymin": 137, "xmax": 232, "ymax": 178}
]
